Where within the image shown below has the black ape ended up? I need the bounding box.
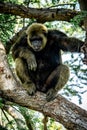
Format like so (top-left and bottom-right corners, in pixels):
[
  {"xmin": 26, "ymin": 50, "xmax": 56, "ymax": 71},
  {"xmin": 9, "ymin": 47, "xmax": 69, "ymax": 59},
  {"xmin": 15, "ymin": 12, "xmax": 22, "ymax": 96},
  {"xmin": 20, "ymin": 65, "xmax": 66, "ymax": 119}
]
[{"xmin": 12, "ymin": 23, "xmax": 84, "ymax": 101}]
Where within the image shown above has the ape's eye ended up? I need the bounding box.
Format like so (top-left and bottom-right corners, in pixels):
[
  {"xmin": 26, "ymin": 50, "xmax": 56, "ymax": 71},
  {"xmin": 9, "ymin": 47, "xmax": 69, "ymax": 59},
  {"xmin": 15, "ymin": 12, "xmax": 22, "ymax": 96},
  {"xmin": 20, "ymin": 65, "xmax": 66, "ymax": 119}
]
[
  {"xmin": 42, "ymin": 30, "xmax": 46, "ymax": 33},
  {"xmin": 42, "ymin": 30, "xmax": 47, "ymax": 36},
  {"xmin": 31, "ymin": 31, "xmax": 36, "ymax": 35}
]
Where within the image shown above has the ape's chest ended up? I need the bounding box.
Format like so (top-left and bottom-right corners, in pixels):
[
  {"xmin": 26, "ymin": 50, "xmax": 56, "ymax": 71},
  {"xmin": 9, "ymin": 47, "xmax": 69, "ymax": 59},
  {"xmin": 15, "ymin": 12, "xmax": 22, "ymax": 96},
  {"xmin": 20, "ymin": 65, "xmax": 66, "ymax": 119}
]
[{"xmin": 35, "ymin": 49, "xmax": 61, "ymax": 71}]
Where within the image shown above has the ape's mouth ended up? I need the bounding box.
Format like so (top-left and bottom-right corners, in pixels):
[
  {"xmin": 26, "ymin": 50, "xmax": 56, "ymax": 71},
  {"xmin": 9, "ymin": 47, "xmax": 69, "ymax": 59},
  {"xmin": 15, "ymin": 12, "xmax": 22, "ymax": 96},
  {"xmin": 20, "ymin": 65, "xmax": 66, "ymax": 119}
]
[{"xmin": 30, "ymin": 38, "xmax": 42, "ymax": 51}]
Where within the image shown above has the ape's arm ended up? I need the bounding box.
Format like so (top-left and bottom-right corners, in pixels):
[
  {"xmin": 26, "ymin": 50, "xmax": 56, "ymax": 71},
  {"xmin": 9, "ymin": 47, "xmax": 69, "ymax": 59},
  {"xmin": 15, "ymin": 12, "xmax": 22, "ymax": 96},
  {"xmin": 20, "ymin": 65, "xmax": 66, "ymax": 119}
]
[
  {"xmin": 18, "ymin": 48, "xmax": 37, "ymax": 71},
  {"xmin": 12, "ymin": 46, "xmax": 37, "ymax": 71},
  {"xmin": 59, "ymin": 37, "xmax": 84, "ymax": 52},
  {"xmin": 48, "ymin": 30, "xmax": 84, "ymax": 52}
]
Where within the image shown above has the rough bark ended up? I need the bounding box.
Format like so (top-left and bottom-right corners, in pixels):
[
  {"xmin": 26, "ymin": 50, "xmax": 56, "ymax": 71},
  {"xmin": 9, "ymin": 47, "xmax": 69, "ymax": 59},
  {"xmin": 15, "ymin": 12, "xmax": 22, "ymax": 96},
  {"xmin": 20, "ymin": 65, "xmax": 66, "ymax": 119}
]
[
  {"xmin": 78, "ymin": 0, "xmax": 87, "ymax": 10},
  {"xmin": 78, "ymin": 0, "xmax": 87, "ymax": 64},
  {"xmin": 0, "ymin": 2, "xmax": 79, "ymax": 23},
  {"xmin": 0, "ymin": 42, "xmax": 87, "ymax": 130}
]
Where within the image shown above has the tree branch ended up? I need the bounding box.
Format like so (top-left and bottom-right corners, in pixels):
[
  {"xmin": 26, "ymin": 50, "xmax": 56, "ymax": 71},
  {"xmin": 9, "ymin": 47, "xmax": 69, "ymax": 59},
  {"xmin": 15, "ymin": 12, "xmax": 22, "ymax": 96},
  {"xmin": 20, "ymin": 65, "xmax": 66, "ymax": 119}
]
[
  {"xmin": 0, "ymin": 2, "xmax": 79, "ymax": 23},
  {"xmin": 0, "ymin": 41, "xmax": 87, "ymax": 130}
]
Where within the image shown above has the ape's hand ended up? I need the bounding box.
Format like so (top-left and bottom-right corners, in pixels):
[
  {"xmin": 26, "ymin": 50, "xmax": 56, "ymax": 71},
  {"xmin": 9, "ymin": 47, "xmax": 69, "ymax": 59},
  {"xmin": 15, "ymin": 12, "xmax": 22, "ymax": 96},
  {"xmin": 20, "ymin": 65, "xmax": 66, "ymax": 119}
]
[
  {"xmin": 27, "ymin": 58, "xmax": 37, "ymax": 71},
  {"xmin": 82, "ymin": 54, "xmax": 87, "ymax": 65},
  {"xmin": 81, "ymin": 43, "xmax": 87, "ymax": 65}
]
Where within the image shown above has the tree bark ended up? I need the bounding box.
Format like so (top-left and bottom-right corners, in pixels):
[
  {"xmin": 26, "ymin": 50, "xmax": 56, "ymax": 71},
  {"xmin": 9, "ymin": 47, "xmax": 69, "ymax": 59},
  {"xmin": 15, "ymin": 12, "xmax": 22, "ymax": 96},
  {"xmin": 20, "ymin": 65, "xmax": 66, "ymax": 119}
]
[
  {"xmin": 78, "ymin": 0, "xmax": 87, "ymax": 64},
  {"xmin": 78, "ymin": 0, "xmax": 87, "ymax": 10},
  {"xmin": 0, "ymin": 42, "xmax": 87, "ymax": 130},
  {"xmin": 0, "ymin": 2, "xmax": 79, "ymax": 23}
]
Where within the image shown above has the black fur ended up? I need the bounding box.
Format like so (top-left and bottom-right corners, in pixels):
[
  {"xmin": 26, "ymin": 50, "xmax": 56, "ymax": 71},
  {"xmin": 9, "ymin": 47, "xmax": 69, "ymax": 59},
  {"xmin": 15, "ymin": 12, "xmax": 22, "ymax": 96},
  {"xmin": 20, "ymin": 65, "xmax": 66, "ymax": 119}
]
[{"xmin": 11, "ymin": 23, "xmax": 84, "ymax": 101}]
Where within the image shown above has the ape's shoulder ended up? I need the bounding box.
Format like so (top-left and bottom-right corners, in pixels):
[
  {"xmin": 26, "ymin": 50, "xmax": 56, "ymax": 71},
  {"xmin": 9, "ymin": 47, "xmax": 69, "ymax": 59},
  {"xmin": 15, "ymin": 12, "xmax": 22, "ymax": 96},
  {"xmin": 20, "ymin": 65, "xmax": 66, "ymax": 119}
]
[
  {"xmin": 48, "ymin": 29, "xmax": 67, "ymax": 38},
  {"xmin": 11, "ymin": 33, "xmax": 28, "ymax": 56},
  {"xmin": 18, "ymin": 33, "xmax": 27, "ymax": 46},
  {"xmin": 46, "ymin": 29, "xmax": 67, "ymax": 47}
]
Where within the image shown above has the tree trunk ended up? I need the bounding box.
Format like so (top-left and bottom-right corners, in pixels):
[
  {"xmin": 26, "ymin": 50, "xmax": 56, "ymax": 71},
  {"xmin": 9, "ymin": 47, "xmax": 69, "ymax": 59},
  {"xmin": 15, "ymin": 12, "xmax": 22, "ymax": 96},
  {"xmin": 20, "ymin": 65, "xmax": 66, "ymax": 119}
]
[
  {"xmin": 78, "ymin": 0, "xmax": 87, "ymax": 10},
  {"xmin": 0, "ymin": 41, "xmax": 87, "ymax": 130},
  {"xmin": 78, "ymin": 0, "xmax": 87, "ymax": 64}
]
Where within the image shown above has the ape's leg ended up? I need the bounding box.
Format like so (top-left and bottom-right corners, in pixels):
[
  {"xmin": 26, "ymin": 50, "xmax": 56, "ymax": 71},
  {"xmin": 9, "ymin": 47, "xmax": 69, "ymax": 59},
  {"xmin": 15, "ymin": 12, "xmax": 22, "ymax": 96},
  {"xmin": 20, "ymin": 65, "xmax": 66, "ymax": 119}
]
[
  {"xmin": 15, "ymin": 58, "xmax": 36, "ymax": 95},
  {"xmin": 44, "ymin": 64, "xmax": 70, "ymax": 101}
]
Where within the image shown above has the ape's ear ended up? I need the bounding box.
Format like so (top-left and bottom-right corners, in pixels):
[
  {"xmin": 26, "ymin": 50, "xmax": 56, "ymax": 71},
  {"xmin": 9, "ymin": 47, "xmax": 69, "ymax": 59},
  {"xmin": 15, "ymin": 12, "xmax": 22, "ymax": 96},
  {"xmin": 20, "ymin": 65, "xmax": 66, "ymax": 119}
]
[{"xmin": 26, "ymin": 27, "xmax": 29, "ymax": 35}]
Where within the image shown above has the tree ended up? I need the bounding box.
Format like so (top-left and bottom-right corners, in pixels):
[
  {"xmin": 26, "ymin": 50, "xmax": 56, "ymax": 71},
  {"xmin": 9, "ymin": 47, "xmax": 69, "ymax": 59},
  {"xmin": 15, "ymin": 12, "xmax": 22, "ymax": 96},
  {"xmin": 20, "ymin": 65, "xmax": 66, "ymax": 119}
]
[{"xmin": 0, "ymin": 0, "xmax": 87, "ymax": 129}]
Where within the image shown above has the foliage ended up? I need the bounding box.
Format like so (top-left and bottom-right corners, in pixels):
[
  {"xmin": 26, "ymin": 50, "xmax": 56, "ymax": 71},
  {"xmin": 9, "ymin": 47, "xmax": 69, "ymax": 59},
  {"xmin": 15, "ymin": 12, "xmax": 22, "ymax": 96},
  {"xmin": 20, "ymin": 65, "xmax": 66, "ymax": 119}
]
[
  {"xmin": 0, "ymin": 105, "xmax": 67, "ymax": 130},
  {"xmin": 0, "ymin": 98, "xmax": 4, "ymax": 109},
  {"xmin": 0, "ymin": 0, "xmax": 19, "ymax": 44},
  {"xmin": 0, "ymin": 14, "xmax": 16, "ymax": 44},
  {"xmin": 71, "ymin": 11, "xmax": 87, "ymax": 26}
]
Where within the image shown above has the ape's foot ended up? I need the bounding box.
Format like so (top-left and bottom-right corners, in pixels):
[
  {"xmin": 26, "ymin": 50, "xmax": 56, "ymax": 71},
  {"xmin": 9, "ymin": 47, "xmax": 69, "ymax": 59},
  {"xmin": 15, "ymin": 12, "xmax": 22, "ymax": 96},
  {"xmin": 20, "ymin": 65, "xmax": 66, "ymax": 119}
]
[
  {"xmin": 23, "ymin": 82, "xmax": 36, "ymax": 95},
  {"xmin": 46, "ymin": 88, "xmax": 58, "ymax": 102}
]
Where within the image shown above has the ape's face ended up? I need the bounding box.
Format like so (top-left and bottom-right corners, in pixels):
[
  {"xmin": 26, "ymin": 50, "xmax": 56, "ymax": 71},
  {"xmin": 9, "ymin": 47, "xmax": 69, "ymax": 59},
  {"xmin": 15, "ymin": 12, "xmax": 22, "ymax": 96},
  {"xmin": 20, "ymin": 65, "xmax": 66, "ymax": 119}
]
[{"xmin": 26, "ymin": 23, "xmax": 48, "ymax": 51}]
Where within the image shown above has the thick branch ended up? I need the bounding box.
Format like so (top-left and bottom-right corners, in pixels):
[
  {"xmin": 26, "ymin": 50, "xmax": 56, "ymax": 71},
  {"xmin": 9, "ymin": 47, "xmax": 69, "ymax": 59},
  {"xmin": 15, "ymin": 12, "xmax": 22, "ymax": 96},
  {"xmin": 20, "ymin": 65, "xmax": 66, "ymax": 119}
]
[
  {"xmin": 0, "ymin": 41, "xmax": 87, "ymax": 130},
  {"xmin": 0, "ymin": 2, "xmax": 79, "ymax": 22}
]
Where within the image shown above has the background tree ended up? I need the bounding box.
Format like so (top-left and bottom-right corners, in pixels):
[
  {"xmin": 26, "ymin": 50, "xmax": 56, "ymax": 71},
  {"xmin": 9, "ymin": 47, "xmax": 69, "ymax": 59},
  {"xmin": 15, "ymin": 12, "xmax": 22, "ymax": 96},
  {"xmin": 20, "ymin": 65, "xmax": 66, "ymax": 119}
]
[{"xmin": 0, "ymin": 0, "xmax": 87, "ymax": 130}]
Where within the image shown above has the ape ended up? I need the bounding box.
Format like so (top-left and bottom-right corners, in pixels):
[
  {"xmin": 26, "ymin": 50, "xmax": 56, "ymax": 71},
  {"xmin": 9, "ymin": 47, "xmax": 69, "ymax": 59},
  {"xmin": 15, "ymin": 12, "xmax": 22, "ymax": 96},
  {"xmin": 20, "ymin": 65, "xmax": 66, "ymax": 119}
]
[{"xmin": 11, "ymin": 23, "xmax": 84, "ymax": 101}]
